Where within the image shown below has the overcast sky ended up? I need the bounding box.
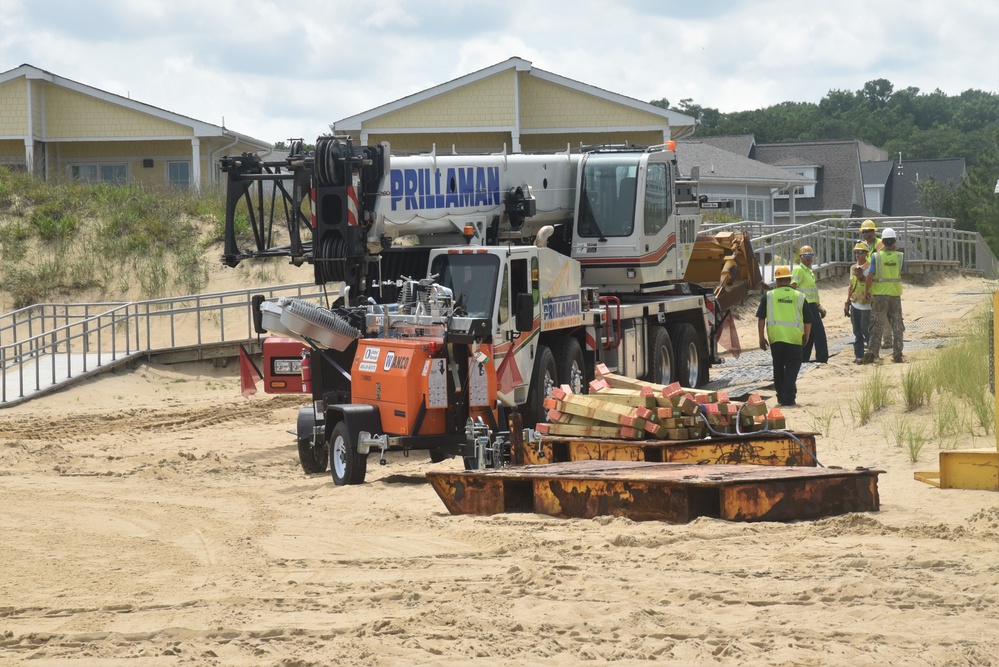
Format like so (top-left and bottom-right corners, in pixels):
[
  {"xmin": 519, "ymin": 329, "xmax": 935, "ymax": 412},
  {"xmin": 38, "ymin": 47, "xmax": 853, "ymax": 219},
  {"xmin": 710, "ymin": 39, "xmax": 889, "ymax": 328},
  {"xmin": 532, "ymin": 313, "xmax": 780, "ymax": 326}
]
[{"xmin": 2, "ymin": 0, "xmax": 998, "ymax": 145}]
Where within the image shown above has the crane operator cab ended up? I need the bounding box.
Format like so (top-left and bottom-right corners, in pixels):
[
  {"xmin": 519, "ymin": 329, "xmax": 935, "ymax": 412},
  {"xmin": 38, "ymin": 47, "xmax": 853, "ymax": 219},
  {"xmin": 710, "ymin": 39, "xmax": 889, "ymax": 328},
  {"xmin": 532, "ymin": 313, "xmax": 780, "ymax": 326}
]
[{"xmin": 572, "ymin": 144, "xmax": 700, "ymax": 294}]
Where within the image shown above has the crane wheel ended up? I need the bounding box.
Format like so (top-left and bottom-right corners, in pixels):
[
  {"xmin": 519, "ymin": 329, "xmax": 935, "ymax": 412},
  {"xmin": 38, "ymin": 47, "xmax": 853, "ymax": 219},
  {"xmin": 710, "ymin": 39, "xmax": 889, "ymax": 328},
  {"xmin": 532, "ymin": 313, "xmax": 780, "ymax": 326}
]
[
  {"xmin": 523, "ymin": 344, "xmax": 557, "ymax": 428},
  {"xmin": 670, "ymin": 323, "xmax": 709, "ymax": 389},
  {"xmin": 552, "ymin": 337, "xmax": 586, "ymax": 394},
  {"xmin": 646, "ymin": 326, "xmax": 675, "ymax": 386}
]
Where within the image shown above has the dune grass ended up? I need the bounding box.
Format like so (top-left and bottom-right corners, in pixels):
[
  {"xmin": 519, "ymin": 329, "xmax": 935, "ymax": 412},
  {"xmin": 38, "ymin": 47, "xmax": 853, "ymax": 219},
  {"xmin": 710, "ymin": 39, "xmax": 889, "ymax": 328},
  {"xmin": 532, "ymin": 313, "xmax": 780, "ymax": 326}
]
[
  {"xmin": 0, "ymin": 168, "xmax": 235, "ymax": 308},
  {"xmin": 925, "ymin": 303, "xmax": 995, "ymax": 435},
  {"xmin": 852, "ymin": 365, "xmax": 895, "ymax": 426}
]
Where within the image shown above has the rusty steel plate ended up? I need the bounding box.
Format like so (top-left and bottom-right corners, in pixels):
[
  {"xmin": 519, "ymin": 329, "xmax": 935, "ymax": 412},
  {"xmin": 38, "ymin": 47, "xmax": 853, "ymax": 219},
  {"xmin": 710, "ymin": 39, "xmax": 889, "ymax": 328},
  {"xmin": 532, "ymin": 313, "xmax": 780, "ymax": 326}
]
[{"xmin": 427, "ymin": 461, "xmax": 882, "ymax": 524}]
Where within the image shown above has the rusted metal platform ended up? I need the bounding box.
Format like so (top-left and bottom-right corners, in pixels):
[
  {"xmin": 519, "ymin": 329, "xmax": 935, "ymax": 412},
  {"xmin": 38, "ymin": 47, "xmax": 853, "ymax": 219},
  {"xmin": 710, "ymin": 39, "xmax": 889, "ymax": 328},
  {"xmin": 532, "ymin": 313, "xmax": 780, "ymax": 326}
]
[
  {"xmin": 514, "ymin": 431, "xmax": 819, "ymax": 467},
  {"xmin": 427, "ymin": 460, "xmax": 882, "ymax": 523}
]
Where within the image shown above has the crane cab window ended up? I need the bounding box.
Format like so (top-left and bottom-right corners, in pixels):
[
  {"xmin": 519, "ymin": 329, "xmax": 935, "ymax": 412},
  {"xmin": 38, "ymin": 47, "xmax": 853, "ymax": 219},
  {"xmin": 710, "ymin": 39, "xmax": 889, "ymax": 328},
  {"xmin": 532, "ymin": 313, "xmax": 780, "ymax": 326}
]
[
  {"xmin": 429, "ymin": 253, "xmax": 500, "ymax": 319},
  {"xmin": 578, "ymin": 154, "xmax": 638, "ymax": 239},
  {"xmin": 643, "ymin": 162, "xmax": 671, "ymax": 235}
]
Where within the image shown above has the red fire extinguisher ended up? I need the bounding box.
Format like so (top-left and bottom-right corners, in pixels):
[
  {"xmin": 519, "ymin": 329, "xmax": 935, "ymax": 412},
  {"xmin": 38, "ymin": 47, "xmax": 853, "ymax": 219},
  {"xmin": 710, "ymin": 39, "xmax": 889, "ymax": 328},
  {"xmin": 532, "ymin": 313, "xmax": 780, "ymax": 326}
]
[{"xmin": 300, "ymin": 348, "xmax": 312, "ymax": 394}]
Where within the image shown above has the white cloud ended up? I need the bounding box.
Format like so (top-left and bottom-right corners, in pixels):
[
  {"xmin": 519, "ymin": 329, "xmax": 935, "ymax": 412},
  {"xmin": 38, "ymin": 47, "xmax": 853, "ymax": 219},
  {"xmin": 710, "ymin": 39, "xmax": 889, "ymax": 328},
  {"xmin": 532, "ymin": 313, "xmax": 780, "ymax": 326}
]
[{"xmin": 2, "ymin": 0, "xmax": 997, "ymax": 143}]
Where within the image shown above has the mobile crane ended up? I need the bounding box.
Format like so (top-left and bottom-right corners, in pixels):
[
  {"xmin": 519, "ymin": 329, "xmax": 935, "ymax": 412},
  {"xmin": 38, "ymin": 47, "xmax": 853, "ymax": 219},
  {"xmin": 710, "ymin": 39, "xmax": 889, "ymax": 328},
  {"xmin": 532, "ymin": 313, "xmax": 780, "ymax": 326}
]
[{"xmin": 221, "ymin": 137, "xmax": 755, "ymax": 485}]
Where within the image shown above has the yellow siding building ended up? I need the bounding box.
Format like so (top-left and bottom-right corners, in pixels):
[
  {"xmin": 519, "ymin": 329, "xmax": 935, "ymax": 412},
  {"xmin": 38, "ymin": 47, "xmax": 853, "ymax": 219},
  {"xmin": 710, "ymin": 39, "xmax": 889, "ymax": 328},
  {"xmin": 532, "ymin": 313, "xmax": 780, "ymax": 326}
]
[
  {"xmin": 0, "ymin": 64, "xmax": 270, "ymax": 191},
  {"xmin": 333, "ymin": 58, "xmax": 694, "ymax": 154}
]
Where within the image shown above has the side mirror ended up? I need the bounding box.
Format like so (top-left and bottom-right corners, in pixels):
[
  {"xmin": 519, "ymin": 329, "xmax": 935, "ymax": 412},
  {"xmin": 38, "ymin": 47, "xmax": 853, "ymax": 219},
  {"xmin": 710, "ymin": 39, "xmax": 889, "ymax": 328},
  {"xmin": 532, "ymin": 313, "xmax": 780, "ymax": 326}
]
[
  {"xmin": 251, "ymin": 294, "xmax": 266, "ymax": 334},
  {"xmin": 514, "ymin": 293, "xmax": 534, "ymax": 332}
]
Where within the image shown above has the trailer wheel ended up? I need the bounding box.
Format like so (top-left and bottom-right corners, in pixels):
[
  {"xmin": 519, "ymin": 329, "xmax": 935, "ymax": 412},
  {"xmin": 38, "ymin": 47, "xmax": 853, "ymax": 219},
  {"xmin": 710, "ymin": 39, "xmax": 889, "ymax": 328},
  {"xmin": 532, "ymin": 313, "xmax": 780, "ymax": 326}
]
[
  {"xmin": 523, "ymin": 344, "xmax": 557, "ymax": 428},
  {"xmin": 553, "ymin": 336, "xmax": 586, "ymax": 394},
  {"xmin": 671, "ymin": 323, "xmax": 709, "ymax": 389},
  {"xmin": 296, "ymin": 407, "xmax": 327, "ymax": 474},
  {"xmin": 429, "ymin": 448, "xmax": 451, "ymax": 463},
  {"xmin": 329, "ymin": 420, "xmax": 367, "ymax": 486}
]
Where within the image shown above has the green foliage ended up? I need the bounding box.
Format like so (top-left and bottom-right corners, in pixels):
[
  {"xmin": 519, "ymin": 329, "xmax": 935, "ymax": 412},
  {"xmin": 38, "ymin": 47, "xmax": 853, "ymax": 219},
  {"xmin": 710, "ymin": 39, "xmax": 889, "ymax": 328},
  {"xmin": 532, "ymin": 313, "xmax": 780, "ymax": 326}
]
[
  {"xmin": 0, "ymin": 219, "xmax": 31, "ymax": 259},
  {"xmin": 32, "ymin": 213, "xmax": 78, "ymax": 241},
  {"xmin": 208, "ymin": 208, "xmax": 253, "ymax": 247},
  {"xmin": 681, "ymin": 81, "xmax": 999, "ymax": 255},
  {"xmin": 917, "ymin": 133, "xmax": 999, "ymax": 249},
  {"xmin": 701, "ymin": 210, "xmax": 742, "ymax": 225}
]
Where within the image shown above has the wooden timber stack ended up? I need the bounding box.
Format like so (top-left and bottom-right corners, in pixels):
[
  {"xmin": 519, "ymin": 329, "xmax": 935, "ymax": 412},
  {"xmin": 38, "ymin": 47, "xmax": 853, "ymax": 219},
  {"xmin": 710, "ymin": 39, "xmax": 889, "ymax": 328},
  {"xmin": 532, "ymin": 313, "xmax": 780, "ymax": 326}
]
[{"xmin": 536, "ymin": 363, "xmax": 787, "ymax": 440}]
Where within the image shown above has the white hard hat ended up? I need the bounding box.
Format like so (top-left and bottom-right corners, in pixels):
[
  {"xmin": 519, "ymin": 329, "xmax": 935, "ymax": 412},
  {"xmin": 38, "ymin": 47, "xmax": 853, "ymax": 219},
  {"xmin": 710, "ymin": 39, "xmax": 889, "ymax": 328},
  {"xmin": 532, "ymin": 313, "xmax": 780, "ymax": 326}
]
[{"xmin": 882, "ymin": 228, "xmax": 897, "ymax": 240}]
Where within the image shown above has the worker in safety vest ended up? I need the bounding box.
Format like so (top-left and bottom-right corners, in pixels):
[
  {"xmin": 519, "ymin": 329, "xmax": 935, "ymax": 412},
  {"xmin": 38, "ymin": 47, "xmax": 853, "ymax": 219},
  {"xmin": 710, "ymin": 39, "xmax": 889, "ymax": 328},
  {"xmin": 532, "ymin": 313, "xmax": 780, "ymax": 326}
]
[
  {"xmin": 758, "ymin": 266, "xmax": 813, "ymax": 407},
  {"xmin": 790, "ymin": 245, "xmax": 828, "ymax": 363},
  {"xmin": 860, "ymin": 219, "xmax": 885, "ymax": 255},
  {"xmin": 860, "ymin": 219, "xmax": 892, "ymax": 350},
  {"xmin": 862, "ymin": 227, "xmax": 905, "ymax": 364},
  {"xmin": 844, "ymin": 242, "xmax": 872, "ymax": 364}
]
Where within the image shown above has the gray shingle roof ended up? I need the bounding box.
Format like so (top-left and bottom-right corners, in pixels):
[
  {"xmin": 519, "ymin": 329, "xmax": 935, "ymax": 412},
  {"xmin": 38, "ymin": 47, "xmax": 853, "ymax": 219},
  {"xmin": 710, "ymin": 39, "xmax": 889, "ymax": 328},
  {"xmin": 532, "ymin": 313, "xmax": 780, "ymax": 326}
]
[
  {"xmin": 693, "ymin": 134, "xmax": 756, "ymax": 157},
  {"xmin": 754, "ymin": 141, "xmax": 865, "ymax": 214},
  {"xmin": 862, "ymin": 160, "xmax": 895, "ymax": 186},
  {"xmin": 677, "ymin": 141, "xmax": 811, "ymax": 186},
  {"xmin": 888, "ymin": 158, "xmax": 966, "ymax": 216}
]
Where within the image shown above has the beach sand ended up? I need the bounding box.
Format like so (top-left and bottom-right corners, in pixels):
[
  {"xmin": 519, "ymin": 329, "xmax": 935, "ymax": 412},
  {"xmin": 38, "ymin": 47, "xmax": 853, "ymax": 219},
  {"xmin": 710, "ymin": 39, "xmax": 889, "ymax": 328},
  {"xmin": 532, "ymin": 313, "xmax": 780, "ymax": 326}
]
[{"xmin": 2, "ymin": 272, "xmax": 998, "ymax": 666}]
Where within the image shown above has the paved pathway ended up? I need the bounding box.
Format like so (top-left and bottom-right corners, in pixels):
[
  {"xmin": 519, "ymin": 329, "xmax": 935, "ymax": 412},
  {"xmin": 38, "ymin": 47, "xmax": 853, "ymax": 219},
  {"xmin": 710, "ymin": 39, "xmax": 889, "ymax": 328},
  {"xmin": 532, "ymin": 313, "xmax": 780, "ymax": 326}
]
[{"xmin": 708, "ymin": 318, "xmax": 952, "ymax": 396}]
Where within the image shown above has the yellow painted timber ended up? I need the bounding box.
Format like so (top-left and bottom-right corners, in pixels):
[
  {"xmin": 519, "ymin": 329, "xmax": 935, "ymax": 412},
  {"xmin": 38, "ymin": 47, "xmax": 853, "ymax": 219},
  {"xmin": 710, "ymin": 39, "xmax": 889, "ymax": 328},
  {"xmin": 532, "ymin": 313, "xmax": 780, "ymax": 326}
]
[{"xmin": 914, "ymin": 449, "xmax": 999, "ymax": 490}]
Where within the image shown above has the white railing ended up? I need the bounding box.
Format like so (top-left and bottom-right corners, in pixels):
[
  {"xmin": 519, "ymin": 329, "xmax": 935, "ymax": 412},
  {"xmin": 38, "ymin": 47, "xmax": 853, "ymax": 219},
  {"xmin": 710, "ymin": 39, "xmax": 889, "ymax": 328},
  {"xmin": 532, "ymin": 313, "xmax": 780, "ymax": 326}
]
[
  {"xmin": 0, "ymin": 282, "xmax": 332, "ymax": 406},
  {"xmin": 702, "ymin": 216, "xmax": 999, "ymax": 280}
]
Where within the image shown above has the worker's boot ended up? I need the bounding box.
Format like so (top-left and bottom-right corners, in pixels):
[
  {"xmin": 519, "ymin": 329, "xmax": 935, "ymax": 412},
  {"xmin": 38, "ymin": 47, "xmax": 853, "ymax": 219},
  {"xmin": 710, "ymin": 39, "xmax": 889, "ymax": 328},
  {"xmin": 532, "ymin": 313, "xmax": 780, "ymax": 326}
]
[
  {"xmin": 861, "ymin": 353, "xmax": 876, "ymax": 365},
  {"xmin": 892, "ymin": 353, "xmax": 905, "ymax": 363}
]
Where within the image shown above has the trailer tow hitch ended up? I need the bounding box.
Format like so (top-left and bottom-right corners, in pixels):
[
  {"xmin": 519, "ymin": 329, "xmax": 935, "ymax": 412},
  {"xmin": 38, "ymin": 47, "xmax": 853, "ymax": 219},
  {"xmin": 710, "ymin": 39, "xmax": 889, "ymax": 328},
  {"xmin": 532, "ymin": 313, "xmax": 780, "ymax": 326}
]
[{"xmin": 357, "ymin": 431, "xmax": 391, "ymax": 466}]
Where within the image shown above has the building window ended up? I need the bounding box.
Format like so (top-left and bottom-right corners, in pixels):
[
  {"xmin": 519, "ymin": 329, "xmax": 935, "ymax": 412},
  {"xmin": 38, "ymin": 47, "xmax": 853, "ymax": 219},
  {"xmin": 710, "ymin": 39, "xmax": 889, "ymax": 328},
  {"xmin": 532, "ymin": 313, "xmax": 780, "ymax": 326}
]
[
  {"xmin": 747, "ymin": 198, "xmax": 766, "ymax": 222},
  {"xmin": 101, "ymin": 165, "xmax": 126, "ymax": 183},
  {"xmin": 168, "ymin": 161, "xmax": 191, "ymax": 188},
  {"xmin": 774, "ymin": 167, "xmax": 817, "ymax": 199},
  {"xmin": 70, "ymin": 163, "xmax": 126, "ymax": 184}
]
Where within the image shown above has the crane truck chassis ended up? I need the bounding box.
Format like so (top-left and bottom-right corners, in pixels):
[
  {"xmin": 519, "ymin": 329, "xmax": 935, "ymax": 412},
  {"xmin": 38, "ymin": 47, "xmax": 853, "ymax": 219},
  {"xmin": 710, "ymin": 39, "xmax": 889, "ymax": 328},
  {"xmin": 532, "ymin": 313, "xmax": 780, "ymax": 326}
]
[{"xmin": 221, "ymin": 138, "xmax": 753, "ymax": 485}]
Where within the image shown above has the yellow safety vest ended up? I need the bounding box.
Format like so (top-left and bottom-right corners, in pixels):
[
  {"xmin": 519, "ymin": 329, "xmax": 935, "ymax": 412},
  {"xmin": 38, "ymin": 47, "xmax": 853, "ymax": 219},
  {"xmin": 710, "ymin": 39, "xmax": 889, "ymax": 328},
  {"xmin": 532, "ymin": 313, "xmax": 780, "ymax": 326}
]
[
  {"xmin": 871, "ymin": 250, "xmax": 903, "ymax": 297},
  {"xmin": 865, "ymin": 237, "xmax": 884, "ymax": 255},
  {"xmin": 766, "ymin": 286, "xmax": 806, "ymax": 345},
  {"xmin": 849, "ymin": 263, "xmax": 872, "ymax": 305},
  {"xmin": 791, "ymin": 264, "xmax": 819, "ymax": 304}
]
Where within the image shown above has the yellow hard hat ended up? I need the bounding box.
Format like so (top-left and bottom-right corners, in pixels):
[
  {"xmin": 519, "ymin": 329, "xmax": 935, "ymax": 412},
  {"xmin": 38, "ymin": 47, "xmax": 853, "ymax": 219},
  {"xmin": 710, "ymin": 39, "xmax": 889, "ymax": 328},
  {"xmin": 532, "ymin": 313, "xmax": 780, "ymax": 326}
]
[
  {"xmin": 853, "ymin": 242, "xmax": 869, "ymax": 252},
  {"xmin": 860, "ymin": 220, "xmax": 877, "ymax": 231},
  {"xmin": 799, "ymin": 245, "xmax": 814, "ymax": 255},
  {"xmin": 774, "ymin": 266, "xmax": 792, "ymax": 279}
]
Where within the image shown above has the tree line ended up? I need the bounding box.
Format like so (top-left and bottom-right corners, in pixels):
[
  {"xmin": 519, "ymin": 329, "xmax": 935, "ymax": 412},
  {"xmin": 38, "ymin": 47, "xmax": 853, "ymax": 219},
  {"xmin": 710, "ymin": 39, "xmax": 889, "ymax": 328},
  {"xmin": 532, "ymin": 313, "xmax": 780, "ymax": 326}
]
[{"xmin": 652, "ymin": 80, "xmax": 999, "ymax": 251}]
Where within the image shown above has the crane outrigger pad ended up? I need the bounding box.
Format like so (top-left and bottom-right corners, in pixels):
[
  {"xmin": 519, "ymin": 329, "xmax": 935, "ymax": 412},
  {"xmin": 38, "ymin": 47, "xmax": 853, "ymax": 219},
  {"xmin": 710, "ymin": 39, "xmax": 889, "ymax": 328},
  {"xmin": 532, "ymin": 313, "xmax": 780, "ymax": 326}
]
[
  {"xmin": 514, "ymin": 432, "xmax": 819, "ymax": 468},
  {"xmin": 426, "ymin": 461, "xmax": 882, "ymax": 523}
]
